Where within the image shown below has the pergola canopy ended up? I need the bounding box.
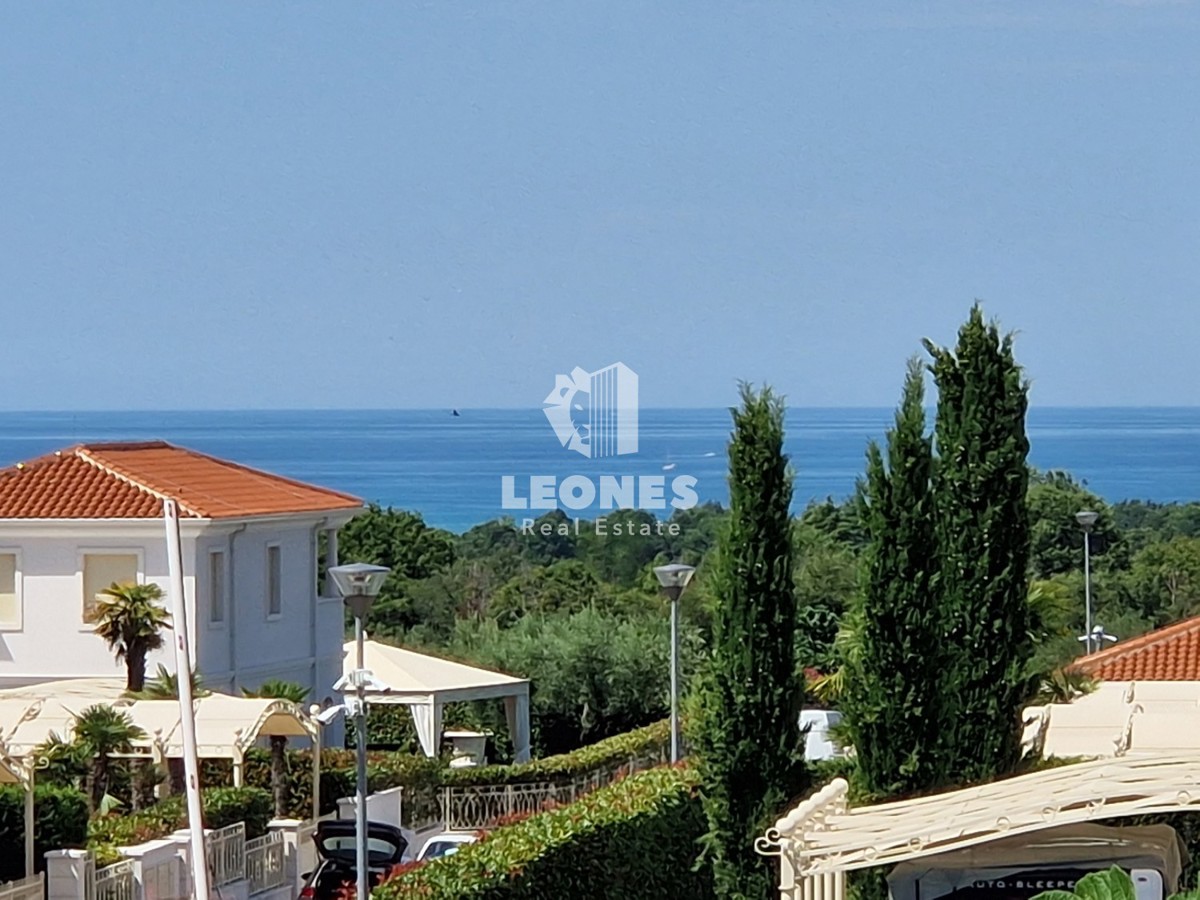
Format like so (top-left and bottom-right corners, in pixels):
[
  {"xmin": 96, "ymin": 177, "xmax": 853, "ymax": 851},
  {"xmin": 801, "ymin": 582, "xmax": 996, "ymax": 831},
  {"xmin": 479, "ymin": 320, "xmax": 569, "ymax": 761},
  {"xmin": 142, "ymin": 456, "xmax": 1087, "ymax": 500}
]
[
  {"xmin": 0, "ymin": 678, "xmax": 316, "ymax": 761},
  {"xmin": 345, "ymin": 639, "xmax": 531, "ymax": 762},
  {"xmin": 759, "ymin": 753, "xmax": 1200, "ymax": 900},
  {"xmin": 1024, "ymin": 680, "xmax": 1200, "ymax": 759}
]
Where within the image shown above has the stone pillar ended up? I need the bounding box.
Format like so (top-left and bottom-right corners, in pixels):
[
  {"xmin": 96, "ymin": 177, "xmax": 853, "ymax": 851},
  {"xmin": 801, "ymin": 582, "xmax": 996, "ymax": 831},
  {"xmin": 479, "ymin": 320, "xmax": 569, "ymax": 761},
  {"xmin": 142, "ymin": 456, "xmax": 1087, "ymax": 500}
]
[
  {"xmin": 122, "ymin": 837, "xmax": 184, "ymax": 900},
  {"xmin": 44, "ymin": 849, "xmax": 89, "ymax": 900},
  {"xmin": 269, "ymin": 818, "xmax": 304, "ymax": 896}
]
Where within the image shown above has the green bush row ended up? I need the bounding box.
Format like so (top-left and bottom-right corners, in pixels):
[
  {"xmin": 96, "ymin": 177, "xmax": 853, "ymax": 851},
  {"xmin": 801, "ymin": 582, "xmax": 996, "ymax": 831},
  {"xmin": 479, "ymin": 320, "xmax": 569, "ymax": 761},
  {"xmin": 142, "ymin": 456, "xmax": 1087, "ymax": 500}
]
[
  {"xmin": 0, "ymin": 785, "xmax": 89, "ymax": 881},
  {"xmin": 440, "ymin": 719, "xmax": 670, "ymax": 787},
  {"xmin": 373, "ymin": 764, "xmax": 712, "ymax": 900},
  {"xmin": 197, "ymin": 720, "xmax": 667, "ymax": 822},
  {"xmin": 87, "ymin": 786, "xmax": 273, "ymax": 866}
]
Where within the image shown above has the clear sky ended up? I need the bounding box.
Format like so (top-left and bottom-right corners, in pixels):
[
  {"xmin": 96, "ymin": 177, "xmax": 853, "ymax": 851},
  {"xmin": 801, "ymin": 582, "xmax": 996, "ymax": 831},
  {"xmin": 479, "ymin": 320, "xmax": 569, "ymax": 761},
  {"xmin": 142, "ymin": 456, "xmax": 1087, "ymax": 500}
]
[{"xmin": 2, "ymin": 2, "xmax": 1198, "ymax": 410}]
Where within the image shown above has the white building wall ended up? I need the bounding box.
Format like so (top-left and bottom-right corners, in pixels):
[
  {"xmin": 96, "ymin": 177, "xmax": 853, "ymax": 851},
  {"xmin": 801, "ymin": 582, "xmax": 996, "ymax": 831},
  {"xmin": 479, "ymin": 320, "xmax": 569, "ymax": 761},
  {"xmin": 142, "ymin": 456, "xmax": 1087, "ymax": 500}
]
[
  {"xmin": 0, "ymin": 528, "xmax": 196, "ymax": 688},
  {"xmin": 0, "ymin": 512, "xmax": 354, "ymax": 699}
]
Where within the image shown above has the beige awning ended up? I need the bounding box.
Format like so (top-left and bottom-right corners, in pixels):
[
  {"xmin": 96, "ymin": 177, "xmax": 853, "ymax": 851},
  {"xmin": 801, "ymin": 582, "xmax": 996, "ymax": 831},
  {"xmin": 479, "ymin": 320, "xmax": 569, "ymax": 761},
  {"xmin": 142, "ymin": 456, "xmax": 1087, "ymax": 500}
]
[{"xmin": 0, "ymin": 679, "xmax": 315, "ymax": 760}]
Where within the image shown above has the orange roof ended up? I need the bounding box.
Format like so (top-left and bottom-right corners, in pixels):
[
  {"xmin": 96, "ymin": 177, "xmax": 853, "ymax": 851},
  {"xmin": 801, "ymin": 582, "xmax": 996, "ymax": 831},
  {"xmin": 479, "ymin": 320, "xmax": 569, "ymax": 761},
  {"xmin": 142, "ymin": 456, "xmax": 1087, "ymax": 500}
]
[
  {"xmin": 0, "ymin": 442, "xmax": 362, "ymax": 520},
  {"xmin": 1071, "ymin": 615, "xmax": 1200, "ymax": 682}
]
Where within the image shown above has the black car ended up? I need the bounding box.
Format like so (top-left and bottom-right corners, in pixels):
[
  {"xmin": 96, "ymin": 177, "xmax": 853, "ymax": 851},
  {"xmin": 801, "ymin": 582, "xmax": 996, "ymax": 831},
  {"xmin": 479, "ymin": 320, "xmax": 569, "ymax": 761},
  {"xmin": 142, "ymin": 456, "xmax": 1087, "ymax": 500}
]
[{"xmin": 299, "ymin": 820, "xmax": 409, "ymax": 899}]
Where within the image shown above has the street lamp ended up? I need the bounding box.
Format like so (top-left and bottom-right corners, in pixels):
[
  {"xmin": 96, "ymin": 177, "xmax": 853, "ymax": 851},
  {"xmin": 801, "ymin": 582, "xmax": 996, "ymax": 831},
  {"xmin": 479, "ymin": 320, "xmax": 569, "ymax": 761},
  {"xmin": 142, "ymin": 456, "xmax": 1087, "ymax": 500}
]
[
  {"xmin": 653, "ymin": 563, "xmax": 696, "ymax": 763},
  {"xmin": 1076, "ymin": 511, "xmax": 1099, "ymax": 654},
  {"xmin": 328, "ymin": 562, "xmax": 390, "ymax": 900}
]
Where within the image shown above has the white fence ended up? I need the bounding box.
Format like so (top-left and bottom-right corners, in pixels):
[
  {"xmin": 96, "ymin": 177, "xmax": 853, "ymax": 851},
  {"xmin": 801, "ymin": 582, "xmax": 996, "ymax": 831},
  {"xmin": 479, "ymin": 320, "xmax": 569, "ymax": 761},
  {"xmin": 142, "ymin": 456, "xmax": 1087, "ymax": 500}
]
[
  {"xmin": 206, "ymin": 821, "xmax": 246, "ymax": 888},
  {"xmin": 92, "ymin": 858, "xmax": 136, "ymax": 900},
  {"xmin": 245, "ymin": 832, "xmax": 287, "ymax": 895},
  {"xmin": 440, "ymin": 748, "xmax": 671, "ymax": 831},
  {"xmin": 0, "ymin": 874, "xmax": 43, "ymax": 900}
]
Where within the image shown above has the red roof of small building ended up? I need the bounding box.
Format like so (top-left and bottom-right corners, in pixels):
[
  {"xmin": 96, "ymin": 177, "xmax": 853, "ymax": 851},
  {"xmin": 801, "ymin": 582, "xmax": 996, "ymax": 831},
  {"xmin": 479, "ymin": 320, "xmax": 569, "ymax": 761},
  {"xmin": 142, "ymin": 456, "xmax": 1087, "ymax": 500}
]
[
  {"xmin": 0, "ymin": 442, "xmax": 362, "ymax": 520},
  {"xmin": 1071, "ymin": 615, "xmax": 1200, "ymax": 682}
]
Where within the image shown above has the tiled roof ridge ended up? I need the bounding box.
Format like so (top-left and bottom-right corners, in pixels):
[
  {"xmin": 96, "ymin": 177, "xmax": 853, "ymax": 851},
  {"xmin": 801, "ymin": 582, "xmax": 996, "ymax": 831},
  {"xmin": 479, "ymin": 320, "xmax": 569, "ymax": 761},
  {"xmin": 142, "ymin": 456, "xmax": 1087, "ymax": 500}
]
[
  {"xmin": 1072, "ymin": 614, "xmax": 1200, "ymax": 672},
  {"xmin": 74, "ymin": 445, "xmax": 205, "ymax": 518}
]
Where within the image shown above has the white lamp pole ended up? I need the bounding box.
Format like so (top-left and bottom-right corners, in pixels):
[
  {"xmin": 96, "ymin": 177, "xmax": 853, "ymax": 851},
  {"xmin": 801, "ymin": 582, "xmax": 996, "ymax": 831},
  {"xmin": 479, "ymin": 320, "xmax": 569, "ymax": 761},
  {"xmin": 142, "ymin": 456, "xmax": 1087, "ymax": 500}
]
[
  {"xmin": 164, "ymin": 501, "xmax": 210, "ymax": 900},
  {"xmin": 1076, "ymin": 510, "xmax": 1099, "ymax": 654},
  {"xmin": 653, "ymin": 563, "xmax": 696, "ymax": 763},
  {"xmin": 328, "ymin": 563, "xmax": 390, "ymax": 900}
]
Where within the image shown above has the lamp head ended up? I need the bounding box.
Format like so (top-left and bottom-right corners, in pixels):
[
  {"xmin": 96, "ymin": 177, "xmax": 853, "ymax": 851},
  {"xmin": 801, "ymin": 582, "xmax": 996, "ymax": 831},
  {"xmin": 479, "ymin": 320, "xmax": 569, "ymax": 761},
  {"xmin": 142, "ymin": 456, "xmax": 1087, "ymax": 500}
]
[
  {"xmin": 328, "ymin": 562, "xmax": 390, "ymax": 618},
  {"xmin": 654, "ymin": 563, "xmax": 696, "ymax": 602},
  {"xmin": 1075, "ymin": 510, "xmax": 1100, "ymax": 531}
]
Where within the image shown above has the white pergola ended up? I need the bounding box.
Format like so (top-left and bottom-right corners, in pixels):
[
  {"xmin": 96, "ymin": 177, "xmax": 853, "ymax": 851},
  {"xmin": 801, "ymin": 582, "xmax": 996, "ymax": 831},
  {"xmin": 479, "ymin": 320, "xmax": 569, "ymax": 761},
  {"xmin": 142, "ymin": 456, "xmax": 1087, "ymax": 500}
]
[
  {"xmin": 757, "ymin": 754, "xmax": 1200, "ymax": 900},
  {"xmin": 0, "ymin": 678, "xmax": 322, "ymax": 877},
  {"xmin": 1023, "ymin": 680, "xmax": 1200, "ymax": 759},
  {"xmin": 345, "ymin": 639, "xmax": 532, "ymax": 763}
]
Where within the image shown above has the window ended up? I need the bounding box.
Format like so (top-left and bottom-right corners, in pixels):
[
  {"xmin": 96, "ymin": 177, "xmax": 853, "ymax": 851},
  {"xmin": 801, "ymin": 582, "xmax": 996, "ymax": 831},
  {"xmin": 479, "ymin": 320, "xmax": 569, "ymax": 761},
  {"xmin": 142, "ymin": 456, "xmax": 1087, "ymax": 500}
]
[
  {"xmin": 209, "ymin": 551, "xmax": 226, "ymax": 624},
  {"xmin": 266, "ymin": 545, "xmax": 281, "ymax": 617},
  {"xmin": 0, "ymin": 553, "xmax": 19, "ymax": 630},
  {"xmin": 83, "ymin": 553, "xmax": 139, "ymax": 624}
]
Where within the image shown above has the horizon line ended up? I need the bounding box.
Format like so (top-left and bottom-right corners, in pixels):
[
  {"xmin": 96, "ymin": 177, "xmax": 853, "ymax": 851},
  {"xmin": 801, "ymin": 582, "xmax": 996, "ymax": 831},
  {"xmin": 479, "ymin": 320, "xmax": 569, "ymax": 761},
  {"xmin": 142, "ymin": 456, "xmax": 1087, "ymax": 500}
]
[{"xmin": 2, "ymin": 403, "xmax": 1200, "ymax": 415}]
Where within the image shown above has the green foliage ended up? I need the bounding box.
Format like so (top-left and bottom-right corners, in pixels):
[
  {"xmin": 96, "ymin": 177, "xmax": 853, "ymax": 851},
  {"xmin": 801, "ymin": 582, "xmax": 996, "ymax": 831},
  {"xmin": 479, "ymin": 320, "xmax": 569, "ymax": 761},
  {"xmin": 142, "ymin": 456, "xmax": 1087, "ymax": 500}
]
[
  {"xmin": 92, "ymin": 581, "xmax": 171, "ymax": 693},
  {"xmin": 490, "ymin": 560, "xmax": 608, "ymax": 625},
  {"xmin": 71, "ymin": 705, "xmax": 146, "ymax": 814},
  {"xmin": 1030, "ymin": 866, "xmax": 1135, "ymax": 900},
  {"xmin": 337, "ymin": 505, "xmax": 457, "ymax": 581},
  {"xmin": 692, "ymin": 384, "xmax": 808, "ymax": 900},
  {"xmin": 843, "ymin": 357, "xmax": 946, "ymax": 796},
  {"xmin": 0, "ymin": 784, "xmax": 89, "ymax": 880},
  {"xmin": 440, "ymin": 610, "xmax": 700, "ymax": 756},
  {"xmin": 793, "ymin": 527, "xmax": 860, "ymax": 675},
  {"xmin": 1027, "ymin": 472, "xmax": 1123, "ymax": 578},
  {"xmin": 372, "ymin": 765, "xmax": 712, "ymax": 900},
  {"xmin": 1124, "ymin": 537, "xmax": 1200, "ymax": 624},
  {"xmin": 926, "ymin": 305, "xmax": 1035, "ymax": 783},
  {"xmin": 87, "ymin": 785, "xmax": 272, "ymax": 864},
  {"xmin": 128, "ymin": 664, "xmax": 209, "ymax": 699},
  {"xmin": 442, "ymin": 720, "xmax": 670, "ymax": 786}
]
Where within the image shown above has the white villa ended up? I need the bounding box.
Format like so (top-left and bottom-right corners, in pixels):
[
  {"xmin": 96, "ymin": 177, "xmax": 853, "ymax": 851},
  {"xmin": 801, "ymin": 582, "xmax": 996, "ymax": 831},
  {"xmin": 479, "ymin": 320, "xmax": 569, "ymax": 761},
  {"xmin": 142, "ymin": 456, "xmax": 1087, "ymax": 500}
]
[{"xmin": 0, "ymin": 441, "xmax": 362, "ymax": 702}]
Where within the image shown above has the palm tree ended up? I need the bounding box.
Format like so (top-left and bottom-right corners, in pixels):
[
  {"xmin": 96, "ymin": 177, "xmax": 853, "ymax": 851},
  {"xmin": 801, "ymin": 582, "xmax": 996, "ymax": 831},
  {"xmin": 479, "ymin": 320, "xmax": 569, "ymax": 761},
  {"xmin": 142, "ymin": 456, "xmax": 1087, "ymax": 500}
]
[
  {"xmin": 243, "ymin": 680, "xmax": 310, "ymax": 817},
  {"xmin": 71, "ymin": 705, "xmax": 146, "ymax": 814},
  {"xmin": 31, "ymin": 732, "xmax": 90, "ymax": 789},
  {"xmin": 128, "ymin": 664, "xmax": 210, "ymax": 699},
  {"xmin": 93, "ymin": 582, "xmax": 172, "ymax": 692}
]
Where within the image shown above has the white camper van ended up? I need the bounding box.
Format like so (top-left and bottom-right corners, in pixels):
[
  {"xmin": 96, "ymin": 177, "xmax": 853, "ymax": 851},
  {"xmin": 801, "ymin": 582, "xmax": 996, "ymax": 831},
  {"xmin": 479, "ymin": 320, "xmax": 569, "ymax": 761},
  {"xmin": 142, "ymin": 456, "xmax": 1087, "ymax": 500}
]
[{"xmin": 887, "ymin": 824, "xmax": 1186, "ymax": 900}]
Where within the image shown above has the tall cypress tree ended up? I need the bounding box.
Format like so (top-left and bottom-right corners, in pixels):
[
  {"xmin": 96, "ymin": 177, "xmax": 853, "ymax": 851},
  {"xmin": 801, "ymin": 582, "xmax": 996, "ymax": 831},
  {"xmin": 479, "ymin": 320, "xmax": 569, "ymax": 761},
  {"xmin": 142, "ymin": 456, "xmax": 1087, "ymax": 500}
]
[
  {"xmin": 843, "ymin": 358, "xmax": 946, "ymax": 797},
  {"xmin": 924, "ymin": 304, "xmax": 1034, "ymax": 782},
  {"xmin": 693, "ymin": 384, "xmax": 808, "ymax": 900}
]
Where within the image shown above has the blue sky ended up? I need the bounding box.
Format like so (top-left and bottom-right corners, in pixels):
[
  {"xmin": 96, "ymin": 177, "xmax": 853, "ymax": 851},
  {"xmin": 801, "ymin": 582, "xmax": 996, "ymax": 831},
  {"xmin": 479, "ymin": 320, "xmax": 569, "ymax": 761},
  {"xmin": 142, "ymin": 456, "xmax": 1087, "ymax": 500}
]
[{"xmin": 2, "ymin": 2, "xmax": 1198, "ymax": 410}]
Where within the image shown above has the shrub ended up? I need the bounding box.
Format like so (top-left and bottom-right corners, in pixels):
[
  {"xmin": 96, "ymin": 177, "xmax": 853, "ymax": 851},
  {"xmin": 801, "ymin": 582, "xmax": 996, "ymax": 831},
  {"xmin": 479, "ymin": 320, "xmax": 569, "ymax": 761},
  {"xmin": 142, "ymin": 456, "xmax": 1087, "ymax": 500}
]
[
  {"xmin": 442, "ymin": 719, "xmax": 669, "ymax": 787},
  {"xmin": 0, "ymin": 784, "xmax": 89, "ymax": 880},
  {"xmin": 87, "ymin": 785, "xmax": 273, "ymax": 865},
  {"xmin": 373, "ymin": 765, "xmax": 712, "ymax": 899}
]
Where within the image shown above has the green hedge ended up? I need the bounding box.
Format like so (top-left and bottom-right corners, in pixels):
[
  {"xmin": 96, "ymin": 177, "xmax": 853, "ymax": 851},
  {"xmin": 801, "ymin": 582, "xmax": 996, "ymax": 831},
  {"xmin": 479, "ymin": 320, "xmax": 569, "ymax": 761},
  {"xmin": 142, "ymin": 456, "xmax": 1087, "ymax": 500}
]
[
  {"xmin": 196, "ymin": 720, "xmax": 668, "ymax": 822},
  {"xmin": 441, "ymin": 719, "xmax": 669, "ymax": 787},
  {"xmin": 0, "ymin": 785, "xmax": 89, "ymax": 881},
  {"xmin": 374, "ymin": 764, "xmax": 712, "ymax": 899},
  {"xmin": 87, "ymin": 786, "xmax": 273, "ymax": 866}
]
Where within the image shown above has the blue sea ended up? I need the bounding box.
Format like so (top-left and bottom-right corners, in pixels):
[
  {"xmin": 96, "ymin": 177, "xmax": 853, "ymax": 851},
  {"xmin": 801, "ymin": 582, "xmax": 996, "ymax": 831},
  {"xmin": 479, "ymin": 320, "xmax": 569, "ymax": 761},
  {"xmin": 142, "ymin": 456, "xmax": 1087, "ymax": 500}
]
[{"xmin": 0, "ymin": 409, "xmax": 1197, "ymax": 533}]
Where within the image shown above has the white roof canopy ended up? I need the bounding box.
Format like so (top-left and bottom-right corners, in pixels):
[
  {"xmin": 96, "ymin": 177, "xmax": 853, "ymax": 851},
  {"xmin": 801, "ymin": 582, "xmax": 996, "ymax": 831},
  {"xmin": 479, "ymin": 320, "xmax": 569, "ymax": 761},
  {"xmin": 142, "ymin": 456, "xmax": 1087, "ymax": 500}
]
[
  {"xmin": 344, "ymin": 639, "xmax": 531, "ymax": 762},
  {"xmin": 0, "ymin": 678, "xmax": 315, "ymax": 761},
  {"xmin": 1023, "ymin": 680, "xmax": 1200, "ymax": 759}
]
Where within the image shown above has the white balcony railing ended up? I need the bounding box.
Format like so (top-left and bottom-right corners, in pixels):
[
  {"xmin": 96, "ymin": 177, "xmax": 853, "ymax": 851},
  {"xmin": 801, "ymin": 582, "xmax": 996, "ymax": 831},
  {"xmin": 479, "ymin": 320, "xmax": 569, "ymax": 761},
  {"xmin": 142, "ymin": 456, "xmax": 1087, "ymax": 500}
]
[
  {"xmin": 246, "ymin": 831, "xmax": 287, "ymax": 896},
  {"xmin": 207, "ymin": 821, "xmax": 247, "ymax": 888}
]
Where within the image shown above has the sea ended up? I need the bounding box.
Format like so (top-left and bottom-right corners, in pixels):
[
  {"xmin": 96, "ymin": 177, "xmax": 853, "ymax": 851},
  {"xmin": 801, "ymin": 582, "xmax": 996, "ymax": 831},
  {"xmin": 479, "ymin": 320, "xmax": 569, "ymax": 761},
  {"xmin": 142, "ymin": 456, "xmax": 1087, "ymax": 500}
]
[{"xmin": 0, "ymin": 408, "xmax": 1197, "ymax": 534}]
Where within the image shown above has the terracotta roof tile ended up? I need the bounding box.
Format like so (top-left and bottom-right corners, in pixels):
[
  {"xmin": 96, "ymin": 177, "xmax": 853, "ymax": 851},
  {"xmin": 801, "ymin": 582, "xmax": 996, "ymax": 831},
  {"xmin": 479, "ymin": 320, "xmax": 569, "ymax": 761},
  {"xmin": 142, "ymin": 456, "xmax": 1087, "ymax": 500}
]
[
  {"xmin": 0, "ymin": 442, "xmax": 362, "ymax": 520},
  {"xmin": 1071, "ymin": 615, "xmax": 1200, "ymax": 682}
]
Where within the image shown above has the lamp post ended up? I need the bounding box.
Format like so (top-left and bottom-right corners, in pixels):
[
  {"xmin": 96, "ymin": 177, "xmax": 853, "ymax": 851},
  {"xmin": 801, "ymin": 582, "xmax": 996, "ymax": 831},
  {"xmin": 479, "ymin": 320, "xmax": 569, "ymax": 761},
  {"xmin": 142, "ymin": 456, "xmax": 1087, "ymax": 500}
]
[
  {"xmin": 1076, "ymin": 510, "xmax": 1099, "ymax": 654},
  {"xmin": 653, "ymin": 563, "xmax": 696, "ymax": 763},
  {"xmin": 328, "ymin": 563, "xmax": 390, "ymax": 900}
]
